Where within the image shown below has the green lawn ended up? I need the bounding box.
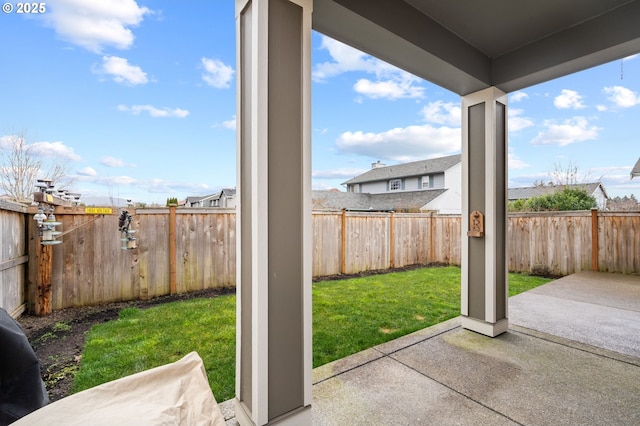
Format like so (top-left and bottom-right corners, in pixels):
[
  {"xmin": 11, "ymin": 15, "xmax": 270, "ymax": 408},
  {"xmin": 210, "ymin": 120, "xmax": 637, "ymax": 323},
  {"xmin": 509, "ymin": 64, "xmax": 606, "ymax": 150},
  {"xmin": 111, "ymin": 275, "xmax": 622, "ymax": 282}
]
[{"xmin": 73, "ymin": 266, "xmax": 551, "ymax": 402}]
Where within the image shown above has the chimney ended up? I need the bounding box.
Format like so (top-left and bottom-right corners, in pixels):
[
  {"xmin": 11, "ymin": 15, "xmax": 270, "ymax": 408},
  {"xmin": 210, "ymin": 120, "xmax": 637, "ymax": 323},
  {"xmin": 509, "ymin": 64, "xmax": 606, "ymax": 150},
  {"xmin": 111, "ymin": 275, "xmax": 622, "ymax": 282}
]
[{"xmin": 371, "ymin": 160, "xmax": 386, "ymax": 169}]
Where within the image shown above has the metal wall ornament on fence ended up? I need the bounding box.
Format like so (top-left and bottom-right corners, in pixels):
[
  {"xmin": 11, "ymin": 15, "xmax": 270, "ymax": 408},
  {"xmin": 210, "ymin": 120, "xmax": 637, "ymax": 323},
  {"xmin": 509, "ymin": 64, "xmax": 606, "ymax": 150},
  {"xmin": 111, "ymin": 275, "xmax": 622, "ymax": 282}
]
[{"xmin": 1, "ymin": 205, "xmax": 639, "ymax": 315}]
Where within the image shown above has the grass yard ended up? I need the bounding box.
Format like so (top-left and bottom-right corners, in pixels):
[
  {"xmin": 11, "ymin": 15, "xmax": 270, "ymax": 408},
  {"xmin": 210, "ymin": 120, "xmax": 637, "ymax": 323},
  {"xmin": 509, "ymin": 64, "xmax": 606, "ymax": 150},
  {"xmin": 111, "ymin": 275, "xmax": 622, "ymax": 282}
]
[{"xmin": 73, "ymin": 266, "xmax": 551, "ymax": 402}]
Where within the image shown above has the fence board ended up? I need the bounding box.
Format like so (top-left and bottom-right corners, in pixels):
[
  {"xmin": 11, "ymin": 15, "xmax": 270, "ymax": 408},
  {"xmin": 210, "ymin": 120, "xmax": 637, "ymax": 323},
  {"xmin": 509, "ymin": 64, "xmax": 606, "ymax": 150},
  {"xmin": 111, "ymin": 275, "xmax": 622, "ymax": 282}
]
[
  {"xmin": 0, "ymin": 205, "xmax": 27, "ymax": 316},
  {"xmin": 600, "ymin": 212, "xmax": 640, "ymax": 274},
  {"xmin": 345, "ymin": 212, "xmax": 390, "ymax": 274},
  {"xmin": 139, "ymin": 211, "xmax": 170, "ymax": 299},
  {"xmin": 312, "ymin": 212, "xmax": 342, "ymax": 277},
  {"xmin": 508, "ymin": 211, "xmax": 594, "ymax": 276},
  {"xmin": 433, "ymin": 215, "xmax": 461, "ymax": 265},
  {"xmin": 393, "ymin": 213, "xmax": 429, "ymax": 267}
]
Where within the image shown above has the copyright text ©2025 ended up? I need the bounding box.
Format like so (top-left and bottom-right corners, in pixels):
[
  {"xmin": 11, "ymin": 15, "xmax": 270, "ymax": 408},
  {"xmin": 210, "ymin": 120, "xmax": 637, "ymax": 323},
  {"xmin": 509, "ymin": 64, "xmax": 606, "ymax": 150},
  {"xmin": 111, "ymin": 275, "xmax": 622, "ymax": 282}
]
[{"xmin": 2, "ymin": 2, "xmax": 47, "ymax": 14}]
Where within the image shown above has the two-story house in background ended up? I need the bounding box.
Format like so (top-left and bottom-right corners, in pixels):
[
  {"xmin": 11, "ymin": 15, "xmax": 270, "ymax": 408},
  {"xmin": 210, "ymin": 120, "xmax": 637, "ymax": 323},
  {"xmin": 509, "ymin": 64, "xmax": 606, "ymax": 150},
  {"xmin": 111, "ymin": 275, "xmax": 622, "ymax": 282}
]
[
  {"xmin": 185, "ymin": 188, "xmax": 236, "ymax": 208},
  {"xmin": 313, "ymin": 154, "xmax": 462, "ymax": 214}
]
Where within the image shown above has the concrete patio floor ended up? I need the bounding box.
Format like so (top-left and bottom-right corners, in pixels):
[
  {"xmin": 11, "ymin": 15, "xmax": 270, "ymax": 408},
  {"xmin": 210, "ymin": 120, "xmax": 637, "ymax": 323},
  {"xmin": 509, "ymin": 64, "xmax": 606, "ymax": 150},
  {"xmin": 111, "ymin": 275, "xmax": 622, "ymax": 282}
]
[{"xmin": 222, "ymin": 271, "xmax": 640, "ymax": 425}]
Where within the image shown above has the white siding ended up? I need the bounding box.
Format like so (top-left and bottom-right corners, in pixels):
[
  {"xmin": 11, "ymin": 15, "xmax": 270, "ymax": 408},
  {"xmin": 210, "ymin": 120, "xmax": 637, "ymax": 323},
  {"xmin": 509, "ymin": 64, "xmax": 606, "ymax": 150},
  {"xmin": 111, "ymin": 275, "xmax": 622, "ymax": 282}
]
[
  {"xmin": 403, "ymin": 176, "xmax": 420, "ymax": 190},
  {"xmin": 431, "ymin": 172, "xmax": 445, "ymax": 189},
  {"xmin": 444, "ymin": 163, "xmax": 462, "ymax": 194},
  {"xmin": 593, "ymin": 188, "xmax": 607, "ymax": 209},
  {"xmin": 424, "ymin": 163, "xmax": 462, "ymax": 214},
  {"xmin": 361, "ymin": 181, "xmax": 388, "ymax": 193}
]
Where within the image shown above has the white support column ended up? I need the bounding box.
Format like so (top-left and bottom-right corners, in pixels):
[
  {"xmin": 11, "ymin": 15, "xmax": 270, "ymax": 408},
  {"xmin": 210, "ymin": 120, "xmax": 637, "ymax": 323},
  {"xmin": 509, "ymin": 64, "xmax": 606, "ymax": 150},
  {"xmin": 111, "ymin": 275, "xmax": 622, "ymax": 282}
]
[
  {"xmin": 235, "ymin": 0, "xmax": 313, "ymax": 425},
  {"xmin": 461, "ymin": 87, "xmax": 509, "ymax": 337}
]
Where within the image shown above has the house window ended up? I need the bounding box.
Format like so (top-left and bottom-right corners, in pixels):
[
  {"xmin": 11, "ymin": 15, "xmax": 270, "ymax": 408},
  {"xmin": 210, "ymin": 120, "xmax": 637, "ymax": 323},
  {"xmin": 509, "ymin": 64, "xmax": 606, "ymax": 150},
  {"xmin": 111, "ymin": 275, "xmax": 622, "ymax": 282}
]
[
  {"xmin": 422, "ymin": 176, "xmax": 430, "ymax": 189},
  {"xmin": 389, "ymin": 179, "xmax": 402, "ymax": 191}
]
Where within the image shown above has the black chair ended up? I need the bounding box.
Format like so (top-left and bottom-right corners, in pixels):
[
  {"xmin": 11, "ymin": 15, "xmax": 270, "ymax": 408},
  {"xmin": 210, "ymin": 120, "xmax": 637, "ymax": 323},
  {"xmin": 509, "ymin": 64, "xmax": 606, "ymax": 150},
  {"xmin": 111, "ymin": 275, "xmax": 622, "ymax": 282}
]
[{"xmin": 0, "ymin": 308, "xmax": 49, "ymax": 425}]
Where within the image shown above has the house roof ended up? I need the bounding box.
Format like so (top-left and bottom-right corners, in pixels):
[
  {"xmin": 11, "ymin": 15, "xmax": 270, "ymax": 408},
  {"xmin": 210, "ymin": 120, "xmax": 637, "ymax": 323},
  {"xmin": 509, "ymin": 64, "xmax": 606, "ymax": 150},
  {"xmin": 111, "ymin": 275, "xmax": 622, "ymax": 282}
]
[
  {"xmin": 632, "ymin": 158, "xmax": 640, "ymax": 179},
  {"xmin": 508, "ymin": 182, "xmax": 609, "ymax": 200},
  {"xmin": 185, "ymin": 195, "xmax": 208, "ymax": 204},
  {"xmin": 219, "ymin": 188, "xmax": 237, "ymax": 197},
  {"xmin": 342, "ymin": 154, "xmax": 461, "ymax": 185},
  {"xmin": 313, "ymin": 189, "xmax": 447, "ymax": 211},
  {"xmin": 186, "ymin": 188, "xmax": 236, "ymax": 205}
]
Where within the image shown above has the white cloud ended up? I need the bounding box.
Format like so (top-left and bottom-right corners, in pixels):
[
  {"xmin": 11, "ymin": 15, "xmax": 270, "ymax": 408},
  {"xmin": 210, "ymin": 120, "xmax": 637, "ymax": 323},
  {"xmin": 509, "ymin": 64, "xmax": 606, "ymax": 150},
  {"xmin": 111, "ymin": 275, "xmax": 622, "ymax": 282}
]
[
  {"xmin": 140, "ymin": 178, "xmax": 211, "ymax": 194},
  {"xmin": 508, "ymin": 108, "xmax": 534, "ymax": 132},
  {"xmin": 0, "ymin": 135, "xmax": 17, "ymax": 149},
  {"xmin": 222, "ymin": 116, "xmax": 236, "ymax": 130},
  {"xmin": 313, "ymin": 36, "xmax": 424, "ymax": 101},
  {"xmin": 100, "ymin": 156, "xmax": 127, "ymax": 167},
  {"xmin": 353, "ymin": 78, "xmax": 424, "ymax": 100},
  {"xmin": 420, "ymin": 101, "xmax": 461, "ymax": 126},
  {"xmin": 117, "ymin": 104, "xmax": 189, "ymax": 118},
  {"xmin": 603, "ymin": 85, "xmax": 640, "ymax": 108},
  {"xmin": 43, "ymin": 0, "xmax": 151, "ymax": 53},
  {"xmin": 30, "ymin": 141, "xmax": 81, "ymax": 161},
  {"xmin": 312, "ymin": 181, "xmax": 343, "ymax": 190},
  {"xmin": 76, "ymin": 174, "xmax": 135, "ymax": 187},
  {"xmin": 77, "ymin": 166, "xmax": 97, "ymax": 177},
  {"xmin": 336, "ymin": 124, "xmax": 460, "ymax": 162},
  {"xmin": 313, "ymin": 37, "xmax": 381, "ymax": 81},
  {"xmin": 554, "ymin": 89, "xmax": 586, "ymax": 109},
  {"xmin": 74, "ymin": 172, "xmax": 216, "ymax": 200},
  {"xmin": 201, "ymin": 58, "xmax": 234, "ymax": 89},
  {"xmin": 312, "ymin": 168, "xmax": 368, "ymax": 179},
  {"xmin": 111, "ymin": 175, "xmax": 137, "ymax": 185},
  {"xmin": 510, "ymin": 91, "xmax": 529, "ymax": 103},
  {"xmin": 531, "ymin": 116, "xmax": 600, "ymax": 146},
  {"xmin": 0, "ymin": 135, "xmax": 80, "ymax": 162},
  {"xmin": 508, "ymin": 147, "xmax": 529, "ymax": 169},
  {"xmin": 94, "ymin": 56, "xmax": 148, "ymax": 85},
  {"xmin": 212, "ymin": 115, "xmax": 236, "ymax": 130},
  {"xmin": 596, "ymin": 105, "xmax": 607, "ymax": 112}
]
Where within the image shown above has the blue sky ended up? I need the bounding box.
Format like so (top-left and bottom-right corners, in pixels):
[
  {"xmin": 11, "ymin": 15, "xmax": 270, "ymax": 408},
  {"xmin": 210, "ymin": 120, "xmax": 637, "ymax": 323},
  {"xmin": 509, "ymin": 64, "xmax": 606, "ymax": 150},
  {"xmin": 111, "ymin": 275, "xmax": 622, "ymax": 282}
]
[{"xmin": 1, "ymin": 1, "xmax": 639, "ymax": 205}]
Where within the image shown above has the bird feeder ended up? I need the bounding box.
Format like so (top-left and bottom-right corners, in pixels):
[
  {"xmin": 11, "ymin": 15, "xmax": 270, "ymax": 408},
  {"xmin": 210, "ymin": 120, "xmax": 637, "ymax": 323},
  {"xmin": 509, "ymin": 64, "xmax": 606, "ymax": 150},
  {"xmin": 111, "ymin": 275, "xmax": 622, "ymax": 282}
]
[
  {"xmin": 33, "ymin": 206, "xmax": 62, "ymax": 245},
  {"xmin": 118, "ymin": 210, "xmax": 137, "ymax": 250}
]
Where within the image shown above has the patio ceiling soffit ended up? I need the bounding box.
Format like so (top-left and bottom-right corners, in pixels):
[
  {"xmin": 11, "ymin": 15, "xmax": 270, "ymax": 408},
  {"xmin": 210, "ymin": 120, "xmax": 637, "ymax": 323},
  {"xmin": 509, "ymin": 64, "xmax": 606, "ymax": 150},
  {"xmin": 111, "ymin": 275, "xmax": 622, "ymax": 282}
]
[{"xmin": 312, "ymin": 0, "xmax": 640, "ymax": 95}]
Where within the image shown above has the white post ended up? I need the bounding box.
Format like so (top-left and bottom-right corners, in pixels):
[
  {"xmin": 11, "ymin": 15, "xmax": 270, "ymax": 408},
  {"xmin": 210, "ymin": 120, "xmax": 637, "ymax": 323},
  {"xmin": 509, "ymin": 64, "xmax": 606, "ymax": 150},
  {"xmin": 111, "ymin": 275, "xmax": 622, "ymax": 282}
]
[
  {"xmin": 461, "ymin": 87, "xmax": 509, "ymax": 337},
  {"xmin": 235, "ymin": 0, "xmax": 313, "ymax": 424}
]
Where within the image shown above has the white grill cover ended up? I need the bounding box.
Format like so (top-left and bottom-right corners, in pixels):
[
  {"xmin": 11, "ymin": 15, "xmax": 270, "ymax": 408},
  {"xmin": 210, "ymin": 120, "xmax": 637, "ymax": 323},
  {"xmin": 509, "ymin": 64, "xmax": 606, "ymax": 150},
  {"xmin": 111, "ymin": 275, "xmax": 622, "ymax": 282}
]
[{"xmin": 13, "ymin": 352, "xmax": 225, "ymax": 426}]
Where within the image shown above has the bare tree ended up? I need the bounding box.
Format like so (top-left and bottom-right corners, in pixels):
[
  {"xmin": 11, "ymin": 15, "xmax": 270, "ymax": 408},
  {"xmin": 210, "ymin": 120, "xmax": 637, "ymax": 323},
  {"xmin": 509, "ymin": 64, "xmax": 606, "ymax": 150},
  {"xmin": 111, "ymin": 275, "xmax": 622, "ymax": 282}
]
[
  {"xmin": 547, "ymin": 160, "xmax": 598, "ymax": 187},
  {"xmin": 0, "ymin": 132, "xmax": 73, "ymax": 203}
]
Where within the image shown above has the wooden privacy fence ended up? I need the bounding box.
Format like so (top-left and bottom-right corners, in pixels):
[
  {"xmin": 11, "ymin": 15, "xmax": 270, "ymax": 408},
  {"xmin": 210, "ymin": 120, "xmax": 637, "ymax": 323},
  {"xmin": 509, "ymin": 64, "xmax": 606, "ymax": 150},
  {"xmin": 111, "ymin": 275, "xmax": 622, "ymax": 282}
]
[
  {"xmin": 1, "ymin": 204, "xmax": 639, "ymax": 314},
  {"xmin": 312, "ymin": 211, "xmax": 462, "ymax": 276},
  {"xmin": 25, "ymin": 206, "xmax": 236, "ymax": 313},
  {"xmin": 317, "ymin": 210, "xmax": 639, "ymax": 277},
  {"xmin": 508, "ymin": 210, "xmax": 640, "ymax": 276}
]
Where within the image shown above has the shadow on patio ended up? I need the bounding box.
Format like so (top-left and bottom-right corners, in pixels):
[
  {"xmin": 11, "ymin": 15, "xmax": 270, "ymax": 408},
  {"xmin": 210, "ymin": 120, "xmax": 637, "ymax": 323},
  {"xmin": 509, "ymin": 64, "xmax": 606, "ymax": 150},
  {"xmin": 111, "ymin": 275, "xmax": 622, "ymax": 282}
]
[{"xmin": 223, "ymin": 271, "xmax": 640, "ymax": 425}]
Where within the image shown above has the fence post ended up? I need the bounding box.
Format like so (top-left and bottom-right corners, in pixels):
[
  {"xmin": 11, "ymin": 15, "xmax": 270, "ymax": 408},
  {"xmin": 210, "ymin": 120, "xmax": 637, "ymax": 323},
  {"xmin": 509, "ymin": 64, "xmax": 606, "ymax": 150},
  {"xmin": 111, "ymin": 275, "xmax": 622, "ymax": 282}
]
[
  {"xmin": 341, "ymin": 209, "xmax": 347, "ymax": 274},
  {"xmin": 389, "ymin": 212, "xmax": 395, "ymax": 268},
  {"xmin": 35, "ymin": 239, "xmax": 53, "ymax": 316},
  {"xmin": 591, "ymin": 208, "xmax": 599, "ymax": 271},
  {"xmin": 429, "ymin": 213, "xmax": 435, "ymax": 264},
  {"xmin": 169, "ymin": 204, "xmax": 177, "ymax": 294}
]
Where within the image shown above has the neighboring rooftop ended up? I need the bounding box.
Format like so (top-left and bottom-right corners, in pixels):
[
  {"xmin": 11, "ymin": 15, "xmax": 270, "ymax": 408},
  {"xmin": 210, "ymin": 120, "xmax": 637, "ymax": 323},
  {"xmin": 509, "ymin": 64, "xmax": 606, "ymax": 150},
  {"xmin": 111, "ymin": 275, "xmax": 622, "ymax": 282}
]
[
  {"xmin": 342, "ymin": 154, "xmax": 461, "ymax": 185},
  {"xmin": 312, "ymin": 189, "xmax": 447, "ymax": 212},
  {"xmin": 185, "ymin": 188, "xmax": 236, "ymax": 206}
]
